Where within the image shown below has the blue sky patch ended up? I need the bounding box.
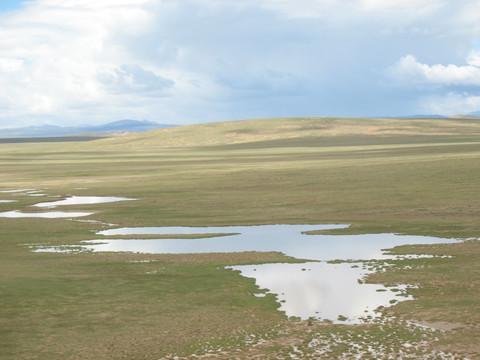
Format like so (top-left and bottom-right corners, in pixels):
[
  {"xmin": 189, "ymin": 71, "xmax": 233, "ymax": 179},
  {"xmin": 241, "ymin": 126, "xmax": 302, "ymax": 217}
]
[{"xmin": 0, "ymin": 0, "xmax": 25, "ymax": 13}]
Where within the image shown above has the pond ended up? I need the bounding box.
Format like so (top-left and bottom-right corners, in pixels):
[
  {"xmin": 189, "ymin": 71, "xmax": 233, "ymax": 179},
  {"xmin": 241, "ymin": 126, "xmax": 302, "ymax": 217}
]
[
  {"xmin": 0, "ymin": 189, "xmax": 47, "ymax": 197},
  {"xmin": 93, "ymin": 225, "xmax": 447, "ymax": 260},
  {"xmin": 0, "ymin": 194, "xmax": 136, "ymax": 218},
  {"xmin": 0, "ymin": 210, "xmax": 94, "ymax": 218},
  {"xmin": 33, "ymin": 196, "xmax": 136, "ymax": 208},
  {"xmin": 229, "ymin": 262, "xmax": 413, "ymax": 323},
  {"xmin": 0, "ymin": 189, "xmax": 35, "ymax": 193},
  {"xmin": 31, "ymin": 224, "xmax": 457, "ymax": 323}
]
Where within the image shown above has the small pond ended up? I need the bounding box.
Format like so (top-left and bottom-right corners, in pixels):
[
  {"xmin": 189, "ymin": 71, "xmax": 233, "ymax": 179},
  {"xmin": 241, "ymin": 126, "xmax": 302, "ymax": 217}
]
[
  {"xmin": 0, "ymin": 189, "xmax": 35, "ymax": 193},
  {"xmin": 0, "ymin": 194, "xmax": 136, "ymax": 219},
  {"xmin": 33, "ymin": 196, "xmax": 136, "ymax": 208},
  {"xmin": 0, "ymin": 210, "xmax": 94, "ymax": 218},
  {"xmin": 0, "ymin": 189, "xmax": 47, "ymax": 197},
  {"xmin": 229, "ymin": 262, "xmax": 413, "ymax": 323},
  {"xmin": 31, "ymin": 224, "xmax": 458, "ymax": 323}
]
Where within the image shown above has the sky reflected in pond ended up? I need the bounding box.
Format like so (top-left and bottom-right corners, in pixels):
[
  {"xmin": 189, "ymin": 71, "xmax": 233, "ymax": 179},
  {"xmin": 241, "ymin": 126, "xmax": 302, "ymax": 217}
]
[
  {"xmin": 229, "ymin": 262, "xmax": 413, "ymax": 323},
  {"xmin": 0, "ymin": 210, "xmax": 94, "ymax": 218},
  {"xmin": 94, "ymin": 225, "xmax": 451, "ymax": 261},
  {"xmin": 0, "ymin": 193, "xmax": 134, "ymax": 219},
  {"xmin": 33, "ymin": 196, "xmax": 136, "ymax": 208},
  {"xmin": 0, "ymin": 189, "xmax": 34, "ymax": 193},
  {"xmin": 31, "ymin": 224, "xmax": 458, "ymax": 323}
]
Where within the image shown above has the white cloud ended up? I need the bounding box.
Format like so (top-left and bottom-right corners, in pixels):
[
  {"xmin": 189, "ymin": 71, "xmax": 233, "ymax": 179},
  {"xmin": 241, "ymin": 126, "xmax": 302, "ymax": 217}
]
[
  {"xmin": 455, "ymin": 1, "xmax": 480, "ymax": 36},
  {"xmin": 466, "ymin": 40, "xmax": 480, "ymax": 66},
  {"xmin": 97, "ymin": 65, "xmax": 174, "ymax": 95},
  {"xmin": 0, "ymin": 58, "xmax": 24, "ymax": 72},
  {"xmin": 389, "ymin": 55, "xmax": 480, "ymax": 86},
  {"xmin": 260, "ymin": 0, "xmax": 444, "ymax": 21},
  {"xmin": 360, "ymin": 0, "xmax": 444, "ymax": 12},
  {"xmin": 0, "ymin": 0, "xmax": 169, "ymax": 124},
  {"xmin": 422, "ymin": 92, "xmax": 480, "ymax": 115},
  {"xmin": 467, "ymin": 52, "xmax": 480, "ymax": 67},
  {"xmin": 1, "ymin": 0, "xmax": 480, "ymax": 127}
]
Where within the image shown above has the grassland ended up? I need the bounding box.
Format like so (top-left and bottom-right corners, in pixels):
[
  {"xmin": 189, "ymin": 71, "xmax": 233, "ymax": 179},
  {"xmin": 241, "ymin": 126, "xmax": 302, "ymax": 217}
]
[{"xmin": 1, "ymin": 117, "xmax": 479, "ymax": 359}]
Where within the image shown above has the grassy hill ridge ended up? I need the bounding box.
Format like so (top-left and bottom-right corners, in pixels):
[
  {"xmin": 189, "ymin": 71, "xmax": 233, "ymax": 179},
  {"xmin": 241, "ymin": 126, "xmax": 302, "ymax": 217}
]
[{"xmin": 90, "ymin": 117, "xmax": 480, "ymax": 149}]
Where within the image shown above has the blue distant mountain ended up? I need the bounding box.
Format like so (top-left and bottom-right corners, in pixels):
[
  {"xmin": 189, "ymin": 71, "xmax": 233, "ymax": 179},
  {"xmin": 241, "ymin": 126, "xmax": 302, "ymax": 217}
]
[
  {"xmin": 379, "ymin": 114, "xmax": 448, "ymax": 119},
  {"xmin": 0, "ymin": 120, "xmax": 176, "ymax": 138},
  {"xmin": 401, "ymin": 112, "xmax": 480, "ymax": 119},
  {"xmin": 467, "ymin": 111, "xmax": 480, "ymax": 117},
  {"xmin": 405, "ymin": 114, "xmax": 448, "ymax": 119}
]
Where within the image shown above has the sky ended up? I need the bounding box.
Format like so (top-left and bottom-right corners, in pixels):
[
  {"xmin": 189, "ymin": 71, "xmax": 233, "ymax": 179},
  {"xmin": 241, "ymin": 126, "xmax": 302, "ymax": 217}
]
[
  {"xmin": 1, "ymin": 0, "xmax": 480, "ymax": 128},
  {"xmin": 0, "ymin": 0, "xmax": 25, "ymax": 13}
]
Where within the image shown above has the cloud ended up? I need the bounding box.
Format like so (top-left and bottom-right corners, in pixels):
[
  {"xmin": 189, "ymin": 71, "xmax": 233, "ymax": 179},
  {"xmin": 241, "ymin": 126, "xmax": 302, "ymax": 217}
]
[
  {"xmin": 97, "ymin": 65, "xmax": 174, "ymax": 95},
  {"xmin": 1, "ymin": 0, "xmax": 480, "ymax": 127},
  {"xmin": 466, "ymin": 40, "xmax": 480, "ymax": 66},
  {"xmin": 421, "ymin": 92, "xmax": 480, "ymax": 115},
  {"xmin": 387, "ymin": 52, "xmax": 480, "ymax": 115},
  {"xmin": 0, "ymin": 0, "xmax": 163, "ymax": 122},
  {"xmin": 0, "ymin": 58, "xmax": 24, "ymax": 72},
  {"xmin": 389, "ymin": 55, "xmax": 480, "ymax": 86},
  {"xmin": 260, "ymin": 0, "xmax": 444, "ymax": 21},
  {"xmin": 467, "ymin": 52, "xmax": 480, "ymax": 67}
]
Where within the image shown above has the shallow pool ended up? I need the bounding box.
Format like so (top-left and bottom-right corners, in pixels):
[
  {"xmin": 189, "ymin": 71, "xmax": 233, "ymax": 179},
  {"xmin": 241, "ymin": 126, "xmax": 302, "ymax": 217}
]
[
  {"xmin": 0, "ymin": 193, "xmax": 135, "ymax": 218},
  {"xmin": 31, "ymin": 224, "xmax": 457, "ymax": 323},
  {"xmin": 229, "ymin": 262, "xmax": 413, "ymax": 323},
  {"xmin": 33, "ymin": 196, "xmax": 136, "ymax": 208},
  {"xmin": 93, "ymin": 225, "xmax": 450, "ymax": 261},
  {"xmin": 0, "ymin": 210, "xmax": 94, "ymax": 218}
]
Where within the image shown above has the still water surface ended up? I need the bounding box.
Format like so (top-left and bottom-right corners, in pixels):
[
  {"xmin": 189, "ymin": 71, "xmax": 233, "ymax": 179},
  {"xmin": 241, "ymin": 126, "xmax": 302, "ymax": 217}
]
[
  {"xmin": 230, "ymin": 262, "xmax": 412, "ymax": 322},
  {"xmin": 0, "ymin": 210, "xmax": 94, "ymax": 218},
  {"xmin": 0, "ymin": 194, "xmax": 136, "ymax": 218},
  {"xmin": 94, "ymin": 225, "xmax": 449, "ymax": 261},
  {"xmin": 0, "ymin": 195, "xmax": 135, "ymax": 218},
  {"xmin": 34, "ymin": 224, "xmax": 457, "ymax": 323},
  {"xmin": 33, "ymin": 196, "xmax": 135, "ymax": 208}
]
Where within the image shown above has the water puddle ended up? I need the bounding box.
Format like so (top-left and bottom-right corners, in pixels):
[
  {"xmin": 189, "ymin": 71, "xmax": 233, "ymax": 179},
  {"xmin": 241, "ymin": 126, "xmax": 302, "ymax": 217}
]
[
  {"xmin": 33, "ymin": 196, "xmax": 136, "ymax": 208},
  {"xmin": 0, "ymin": 189, "xmax": 47, "ymax": 197},
  {"xmin": 93, "ymin": 225, "xmax": 448, "ymax": 261},
  {"xmin": 73, "ymin": 219, "xmax": 118, "ymax": 226},
  {"xmin": 0, "ymin": 193, "xmax": 135, "ymax": 219},
  {"xmin": 0, "ymin": 189, "xmax": 35, "ymax": 193},
  {"xmin": 0, "ymin": 210, "xmax": 94, "ymax": 218},
  {"xmin": 229, "ymin": 262, "xmax": 413, "ymax": 323},
  {"xmin": 31, "ymin": 224, "xmax": 458, "ymax": 323}
]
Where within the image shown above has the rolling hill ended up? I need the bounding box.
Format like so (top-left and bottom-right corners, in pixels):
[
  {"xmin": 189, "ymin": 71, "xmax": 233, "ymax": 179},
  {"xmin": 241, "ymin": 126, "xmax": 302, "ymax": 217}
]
[{"xmin": 90, "ymin": 116, "xmax": 480, "ymax": 149}]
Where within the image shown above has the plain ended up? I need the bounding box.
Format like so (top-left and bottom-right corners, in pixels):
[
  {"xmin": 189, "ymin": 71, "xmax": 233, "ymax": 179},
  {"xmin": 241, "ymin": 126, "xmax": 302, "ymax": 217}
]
[{"xmin": 1, "ymin": 117, "xmax": 479, "ymax": 359}]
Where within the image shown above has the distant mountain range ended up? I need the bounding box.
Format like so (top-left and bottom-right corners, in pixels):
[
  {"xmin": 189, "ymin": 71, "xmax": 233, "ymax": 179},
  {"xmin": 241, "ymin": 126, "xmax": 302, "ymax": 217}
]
[
  {"xmin": 450, "ymin": 114, "xmax": 480, "ymax": 120},
  {"xmin": 0, "ymin": 120, "xmax": 176, "ymax": 138},
  {"xmin": 378, "ymin": 113, "xmax": 480, "ymax": 120},
  {"xmin": 2, "ymin": 114, "xmax": 479, "ymax": 139},
  {"xmin": 402, "ymin": 114, "xmax": 447, "ymax": 118}
]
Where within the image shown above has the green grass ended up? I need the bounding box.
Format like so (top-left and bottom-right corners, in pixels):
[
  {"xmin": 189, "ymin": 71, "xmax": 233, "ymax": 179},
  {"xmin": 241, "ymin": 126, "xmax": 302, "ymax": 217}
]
[{"xmin": 1, "ymin": 117, "xmax": 480, "ymax": 358}]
